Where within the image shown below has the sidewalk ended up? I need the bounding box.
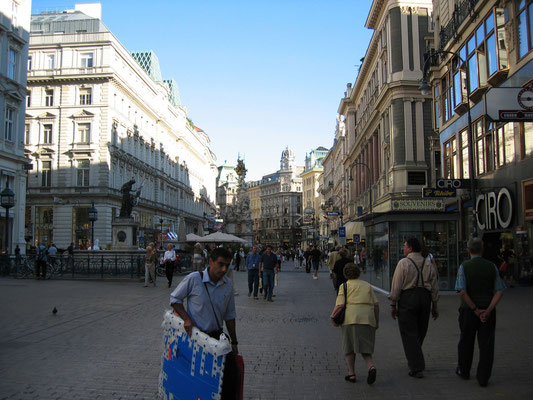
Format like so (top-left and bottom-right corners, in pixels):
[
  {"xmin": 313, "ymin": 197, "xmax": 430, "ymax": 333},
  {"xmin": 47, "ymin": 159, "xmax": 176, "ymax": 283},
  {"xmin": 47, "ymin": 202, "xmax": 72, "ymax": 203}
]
[{"xmin": 0, "ymin": 261, "xmax": 532, "ymax": 399}]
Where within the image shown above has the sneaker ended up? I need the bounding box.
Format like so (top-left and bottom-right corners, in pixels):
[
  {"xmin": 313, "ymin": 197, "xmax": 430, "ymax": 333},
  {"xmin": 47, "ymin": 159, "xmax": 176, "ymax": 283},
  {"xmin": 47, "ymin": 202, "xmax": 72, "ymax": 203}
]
[
  {"xmin": 313, "ymin": 276, "xmax": 318, "ymax": 280},
  {"xmin": 408, "ymin": 370, "xmax": 424, "ymax": 378}
]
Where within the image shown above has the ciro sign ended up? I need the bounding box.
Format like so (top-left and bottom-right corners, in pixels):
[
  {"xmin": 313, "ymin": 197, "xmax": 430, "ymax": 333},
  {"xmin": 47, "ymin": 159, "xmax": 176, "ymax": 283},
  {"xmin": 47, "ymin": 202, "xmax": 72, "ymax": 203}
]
[{"xmin": 517, "ymin": 87, "xmax": 533, "ymax": 110}]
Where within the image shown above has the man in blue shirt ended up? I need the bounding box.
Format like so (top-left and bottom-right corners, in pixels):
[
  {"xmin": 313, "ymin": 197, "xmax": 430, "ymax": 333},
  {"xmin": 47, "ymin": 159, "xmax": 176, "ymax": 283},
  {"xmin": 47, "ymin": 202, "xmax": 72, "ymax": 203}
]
[
  {"xmin": 246, "ymin": 245, "xmax": 261, "ymax": 299},
  {"xmin": 170, "ymin": 246, "xmax": 239, "ymax": 399},
  {"xmin": 455, "ymin": 236, "xmax": 505, "ymax": 387}
]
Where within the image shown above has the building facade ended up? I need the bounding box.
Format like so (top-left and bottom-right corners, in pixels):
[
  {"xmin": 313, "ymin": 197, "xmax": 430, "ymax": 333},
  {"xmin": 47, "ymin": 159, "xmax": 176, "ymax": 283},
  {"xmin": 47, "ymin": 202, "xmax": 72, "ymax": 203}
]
[
  {"xmin": 25, "ymin": 4, "xmax": 217, "ymax": 250},
  {"xmin": 301, "ymin": 146, "xmax": 328, "ymax": 250},
  {"xmin": 428, "ymin": 0, "xmax": 533, "ymax": 283},
  {"xmin": 255, "ymin": 148, "xmax": 303, "ymax": 249},
  {"xmin": 0, "ymin": 0, "xmax": 31, "ymax": 254},
  {"xmin": 335, "ymin": 0, "xmax": 456, "ymax": 291}
]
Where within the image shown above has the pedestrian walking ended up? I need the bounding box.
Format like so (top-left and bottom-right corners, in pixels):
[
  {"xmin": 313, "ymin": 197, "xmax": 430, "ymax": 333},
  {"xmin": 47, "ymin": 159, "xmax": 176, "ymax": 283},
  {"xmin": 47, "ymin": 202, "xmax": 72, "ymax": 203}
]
[
  {"xmin": 389, "ymin": 237, "xmax": 439, "ymax": 378},
  {"xmin": 170, "ymin": 247, "xmax": 240, "ymax": 399},
  {"xmin": 455, "ymin": 237, "xmax": 505, "ymax": 387},
  {"xmin": 162, "ymin": 243, "xmax": 177, "ymax": 288},
  {"xmin": 47, "ymin": 243, "xmax": 58, "ymax": 269},
  {"xmin": 330, "ymin": 263, "xmax": 379, "ymax": 385},
  {"xmin": 328, "ymin": 245, "xmax": 342, "ymax": 273},
  {"xmin": 144, "ymin": 245, "xmax": 157, "ymax": 287},
  {"xmin": 259, "ymin": 245, "xmax": 279, "ymax": 302},
  {"xmin": 192, "ymin": 243, "xmax": 205, "ymax": 272},
  {"xmin": 246, "ymin": 245, "xmax": 261, "ymax": 299},
  {"xmin": 309, "ymin": 245, "xmax": 322, "ymax": 280},
  {"xmin": 333, "ymin": 248, "xmax": 352, "ymax": 292},
  {"xmin": 304, "ymin": 248, "xmax": 311, "ymax": 273},
  {"xmin": 297, "ymin": 248, "xmax": 304, "ymax": 268}
]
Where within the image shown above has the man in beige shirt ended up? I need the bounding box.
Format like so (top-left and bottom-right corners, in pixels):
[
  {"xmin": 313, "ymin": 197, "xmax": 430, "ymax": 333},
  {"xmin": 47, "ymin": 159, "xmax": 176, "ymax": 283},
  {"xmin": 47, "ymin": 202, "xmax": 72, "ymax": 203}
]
[{"xmin": 389, "ymin": 237, "xmax": 439, "ymax": 378}]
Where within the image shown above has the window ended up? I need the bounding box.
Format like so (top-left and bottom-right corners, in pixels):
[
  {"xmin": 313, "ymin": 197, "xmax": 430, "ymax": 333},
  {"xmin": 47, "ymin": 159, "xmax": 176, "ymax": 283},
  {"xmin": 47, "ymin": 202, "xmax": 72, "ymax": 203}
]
[
  {"xmin": 474, "ymin": 119, "xmax": 493, "ymax": 175},
  {"xmin": 46, "ymin": 54, "xmax": 55, "ymax": 69},
  {"xmin": 4, "ymin": 107, "xmax": 15, "ymax": 141},
  {"xmin": 26, "ymin": 91, "xmax": 31, "ymax": 107},
  {"xmin": 517, "ymin": 0, "xmax": 533, "ymax": 59},
  {"xmin": 43, "ymin": 124, "xmax": 53, "ymax": 144},
  {"xmin": 407, "ymin": 171, "xmax": 426, "ymax": 185},
  {"xmin": 42, "ymin": 161, "xmax": 51, "ymax": 187},
  {"xmin": 45, "ymin": 89, "xmax": 53, "ymax": 107},
  {"xmin": 77, "ymin": 123, "xmax": 90, "ymax": 143},
  {"xmin": 495, "ymin": 123, "xmax": 515, "ymax": 167},
  {"xmin": 8, "ymin": 49, "xmax": 17, "ymax": 80},
  {"xmin": 25, "ymin": 124, "xmax": 30, "ymax": 144},
  {"xmin": 27, "ymin": 55, "xmax": 32, "ymax": 71},
  {"xmin": 523, "ymin": 122, "xmax": 533, "ymax": 158},
  {"xmin": 460, "ymin": 129, "xmax": 470, "ymax": 179},
  {"xmin": 77, "ymin": 160, "xmax": 90, "ymax": 186},
  {"xmin": 80, "ymin": 52, "xmax": 94, "ymax": 68},
  {"xmin": 444, "ymin": 137, "xmax": 458, "ymax": 179},
  {"xmin": 79, "ymin": 88, "xmax": 92, "ymax": 105}
]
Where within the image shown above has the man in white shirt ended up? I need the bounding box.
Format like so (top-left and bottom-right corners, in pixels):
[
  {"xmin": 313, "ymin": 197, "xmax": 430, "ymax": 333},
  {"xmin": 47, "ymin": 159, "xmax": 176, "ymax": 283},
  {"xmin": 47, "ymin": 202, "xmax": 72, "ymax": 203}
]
[{"xmin": 162, "ymin": 243, "xmax": 177, "ymax": 288}]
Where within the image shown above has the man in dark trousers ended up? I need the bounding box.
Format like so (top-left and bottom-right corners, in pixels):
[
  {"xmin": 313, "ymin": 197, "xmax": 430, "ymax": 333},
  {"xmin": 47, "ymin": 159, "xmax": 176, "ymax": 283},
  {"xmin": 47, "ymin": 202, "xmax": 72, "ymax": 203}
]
[
  {"xmin": 454, "ymin": 236, "xmax": 505, "ymax": 387},
  {"xmin": 389, "ymin": 237, "xmax": 439, "ymax": 378},
  {"xmin": 259, "ymin": 245, "xmax": 279, "ymax": 302}
]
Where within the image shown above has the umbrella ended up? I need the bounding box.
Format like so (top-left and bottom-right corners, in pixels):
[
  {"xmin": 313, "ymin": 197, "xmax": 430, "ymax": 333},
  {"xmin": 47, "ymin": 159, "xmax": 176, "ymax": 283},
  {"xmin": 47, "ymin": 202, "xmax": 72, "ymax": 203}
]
[
  {"xmin": 185, "ymin": 233, "xmax": 203, "ymax": 242},
  {"xmin": 196, "ymin": 231, "xmax": 246, "ymax": 244}
]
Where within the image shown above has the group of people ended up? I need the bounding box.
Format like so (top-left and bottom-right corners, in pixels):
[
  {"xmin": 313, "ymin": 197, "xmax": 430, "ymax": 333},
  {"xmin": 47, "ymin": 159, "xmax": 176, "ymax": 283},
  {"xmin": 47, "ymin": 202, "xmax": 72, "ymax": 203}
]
[
  {"xmin": 143, "ymin": 242, "xmax": 181, "ymax": 288},
  {"xmin": 329, "ymin": 236, "xmax": 505, "ymax": 388}
]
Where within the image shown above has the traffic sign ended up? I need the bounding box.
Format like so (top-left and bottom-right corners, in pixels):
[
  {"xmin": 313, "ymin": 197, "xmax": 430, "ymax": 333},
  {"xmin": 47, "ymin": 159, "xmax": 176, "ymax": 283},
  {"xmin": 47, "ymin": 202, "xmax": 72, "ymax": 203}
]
[
  {"xmin": 353, "ymin": 234, "xmax": 360, "ymax": 243},
  {"xmin": 338, "ymin": 227, "xmax": 346, "ymax": 238}
]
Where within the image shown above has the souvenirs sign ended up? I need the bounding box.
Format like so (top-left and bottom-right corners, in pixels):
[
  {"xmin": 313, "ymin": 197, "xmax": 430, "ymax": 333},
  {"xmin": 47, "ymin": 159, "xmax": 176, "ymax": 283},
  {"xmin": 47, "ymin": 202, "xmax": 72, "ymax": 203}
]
[{"xmin": 391, "ymin": 199, "xmax": 444, "ymax": 211}]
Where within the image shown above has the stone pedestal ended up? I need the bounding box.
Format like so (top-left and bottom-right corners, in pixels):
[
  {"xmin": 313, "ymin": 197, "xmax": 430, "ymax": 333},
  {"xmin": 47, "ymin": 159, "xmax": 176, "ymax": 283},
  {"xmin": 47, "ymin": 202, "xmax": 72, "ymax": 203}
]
[{"xmin": 112, "ymin": 217, "xmax": 139, "ymax": 250}]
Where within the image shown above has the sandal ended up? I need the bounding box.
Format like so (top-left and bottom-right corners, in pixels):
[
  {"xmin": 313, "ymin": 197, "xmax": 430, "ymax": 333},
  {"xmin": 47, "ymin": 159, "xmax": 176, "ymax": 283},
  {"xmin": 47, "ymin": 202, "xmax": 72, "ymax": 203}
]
[
  {"xmin": 344, "ymin": 374, "xmax": 356, "ymax": 383},
  {"xmin": 367, "ymin": 367, "xmax": 377, "ymax": 385}
]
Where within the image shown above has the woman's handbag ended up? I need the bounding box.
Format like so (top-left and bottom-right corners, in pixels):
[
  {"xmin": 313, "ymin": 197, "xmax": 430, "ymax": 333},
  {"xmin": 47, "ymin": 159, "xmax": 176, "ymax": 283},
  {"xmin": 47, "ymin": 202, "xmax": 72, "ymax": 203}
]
[{"xmin": 331, "ymin": 282, "xmax": 347, "ymax": 326}]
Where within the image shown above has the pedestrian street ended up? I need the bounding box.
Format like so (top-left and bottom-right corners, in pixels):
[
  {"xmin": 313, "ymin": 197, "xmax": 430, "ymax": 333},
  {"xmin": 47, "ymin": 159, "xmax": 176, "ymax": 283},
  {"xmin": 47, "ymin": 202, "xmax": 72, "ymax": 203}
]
[{"xmin": 0, "ymin": 261, "xmax": 532, "ymax": 399}]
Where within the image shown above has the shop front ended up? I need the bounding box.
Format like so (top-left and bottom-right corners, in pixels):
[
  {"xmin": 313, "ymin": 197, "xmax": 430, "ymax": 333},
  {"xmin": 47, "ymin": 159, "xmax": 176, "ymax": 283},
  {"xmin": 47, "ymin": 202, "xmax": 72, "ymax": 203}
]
[{"xmin": 361, "ymin": 199, "xmax": 459, "ymax": 292}]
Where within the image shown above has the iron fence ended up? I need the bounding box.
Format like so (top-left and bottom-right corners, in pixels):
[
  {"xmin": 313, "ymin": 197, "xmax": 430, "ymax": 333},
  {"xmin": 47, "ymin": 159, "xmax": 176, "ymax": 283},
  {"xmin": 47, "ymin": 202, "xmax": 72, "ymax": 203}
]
[{"xmin": 0, "ymin": 252, "xmax": 192, "ymax": 280}]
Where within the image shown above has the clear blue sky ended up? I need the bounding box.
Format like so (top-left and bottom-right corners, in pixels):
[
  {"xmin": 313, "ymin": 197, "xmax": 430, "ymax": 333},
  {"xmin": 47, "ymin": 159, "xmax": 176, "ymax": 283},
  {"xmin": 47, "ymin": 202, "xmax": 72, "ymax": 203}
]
[{"xmin": 32, "ymin": 0, "xmax": 374, "ymax": 181}]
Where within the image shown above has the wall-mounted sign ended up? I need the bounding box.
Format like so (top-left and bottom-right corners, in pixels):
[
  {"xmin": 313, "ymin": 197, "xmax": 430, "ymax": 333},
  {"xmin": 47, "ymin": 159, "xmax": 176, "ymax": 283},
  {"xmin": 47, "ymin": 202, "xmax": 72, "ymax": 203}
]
[
  {"xmin": 338, "ymin": 227, "xmax": 346, "ymax": 238},
  {"xmin": 422, "ymin": 188, "xmax": 456, "ymax": 198},
  {"xmin": 485, "ymin": 87, "xmax": 533, "ymax": 122},
  {"xmin": 391, "ymin": 199, "xmax": 444, "ymax": 211},
  {"xmin": 475, "ymin": 187, "xmax": 513, "ymax": 230},
  {"xmin": 326, "ymin": 211, "xmax": 340, "ymax": 216},
  {"xmin": 436, "ymin": 179, "xmax": 471, "ymax": 189}
]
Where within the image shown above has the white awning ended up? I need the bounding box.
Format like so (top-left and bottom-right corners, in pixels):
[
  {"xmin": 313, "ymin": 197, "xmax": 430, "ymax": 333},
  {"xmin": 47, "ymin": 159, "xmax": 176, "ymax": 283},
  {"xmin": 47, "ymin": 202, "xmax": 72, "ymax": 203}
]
[{"xmin": 344, "ymin": 220, "xmax": 365, "ymax": 240}]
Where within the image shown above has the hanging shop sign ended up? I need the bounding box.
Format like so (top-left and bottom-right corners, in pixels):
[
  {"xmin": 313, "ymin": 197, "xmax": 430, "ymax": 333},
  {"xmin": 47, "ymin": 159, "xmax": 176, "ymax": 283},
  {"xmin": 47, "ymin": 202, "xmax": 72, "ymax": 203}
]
[
  {"xmin": 391, "ymin": 199, "xmax": 444, "ymax": 211},
  {"xmin": 475, "ymin": 187, "xmax": 513, "ymax": 230}
]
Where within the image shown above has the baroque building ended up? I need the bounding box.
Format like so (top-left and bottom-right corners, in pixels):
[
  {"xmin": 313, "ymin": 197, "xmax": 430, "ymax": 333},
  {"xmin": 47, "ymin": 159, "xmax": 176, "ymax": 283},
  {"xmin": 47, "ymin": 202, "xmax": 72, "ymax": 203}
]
[
  {"xmin": 254, "ymin": 147, "xmax": 303, "ymax": 249},
  {"xmin": 0, "ymin": 0, "xmax": 31, "ymax": 254},
  {"xmin": 25, "ymin": 4, "xmax": 217, "ymax": 249},
  {"xmin": 300, "ymin": 146, "xmax": 328, "ymax": 250},
  {"xmin": 334, "ymin": 0, "xmax": 452, "ymax": 291}
]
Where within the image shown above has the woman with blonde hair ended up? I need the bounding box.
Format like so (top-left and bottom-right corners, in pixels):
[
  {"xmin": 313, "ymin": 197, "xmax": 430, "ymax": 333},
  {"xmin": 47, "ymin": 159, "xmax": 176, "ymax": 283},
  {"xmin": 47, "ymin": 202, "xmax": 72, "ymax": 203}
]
[
  {"xmin": 144, "ymin": 244, "xmax": 158, "ymax": 287},
  {"xmin": 330, "ymin": 263, "xmax": 379, "ymax": 384}
]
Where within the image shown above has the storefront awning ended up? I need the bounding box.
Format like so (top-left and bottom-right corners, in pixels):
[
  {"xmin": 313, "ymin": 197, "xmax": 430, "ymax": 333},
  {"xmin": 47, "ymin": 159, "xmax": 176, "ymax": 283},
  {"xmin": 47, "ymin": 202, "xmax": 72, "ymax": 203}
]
[{"xmin": 345, "ymin": 220, "xmax": 365, "ymax": 240}]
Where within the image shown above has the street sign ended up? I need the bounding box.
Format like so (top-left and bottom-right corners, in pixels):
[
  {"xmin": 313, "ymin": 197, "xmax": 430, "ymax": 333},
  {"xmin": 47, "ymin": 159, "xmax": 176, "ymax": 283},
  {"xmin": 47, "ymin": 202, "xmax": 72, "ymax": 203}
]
[
  {"xmin": 338, "ymin": 227, "xmax": 346, "ymax": 238},
  {"xmin": 422, "ymin": 188, "xmax": 456, "ymax": 198},
  {"xmin": 353, "ymin": 234, "xmax": 360, "ymax": 243},
  {"xmin": 326, "ymin": 211, "xmax": 340, "ymax": 216},
  {"xmin": 435, "ymin": 179, "xmax": 471, "ymax": 189}
]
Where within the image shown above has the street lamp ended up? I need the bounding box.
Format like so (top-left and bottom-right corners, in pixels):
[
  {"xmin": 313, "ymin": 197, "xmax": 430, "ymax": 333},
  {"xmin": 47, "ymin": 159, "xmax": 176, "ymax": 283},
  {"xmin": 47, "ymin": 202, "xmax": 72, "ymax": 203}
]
[
  {"xmin": 419, "ymin": 49, "xmax": 477, "ymax": 237},
  {"xmin": 348, "ymin": 161, "xmax": 372, "ymax": 220},
  {"xmin": 1, "ymin": 184, "xmax": 15, "ymax": 254},
  {"xmin": 88, "ymin": 202, "xmax": 98, "ymax": 250}
]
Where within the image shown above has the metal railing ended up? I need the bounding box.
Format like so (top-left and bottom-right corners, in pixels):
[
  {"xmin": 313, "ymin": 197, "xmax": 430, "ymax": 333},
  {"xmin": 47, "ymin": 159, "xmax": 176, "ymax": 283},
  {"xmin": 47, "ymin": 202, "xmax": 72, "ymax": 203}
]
[
  {"xmin": 0, "ymin": 252, "xmax": 191, "ymax": 280},
  {"xmin": 438, "ymin": 0, "xmax": 479, "ymax": 51}
]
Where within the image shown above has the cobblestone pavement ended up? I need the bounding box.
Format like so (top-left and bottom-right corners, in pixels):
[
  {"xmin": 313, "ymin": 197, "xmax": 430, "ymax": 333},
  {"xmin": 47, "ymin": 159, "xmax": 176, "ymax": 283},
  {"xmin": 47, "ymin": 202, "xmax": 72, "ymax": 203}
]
[{"xmin": 1, "ymin": 261, "xmax": 532, "ymax": 399}]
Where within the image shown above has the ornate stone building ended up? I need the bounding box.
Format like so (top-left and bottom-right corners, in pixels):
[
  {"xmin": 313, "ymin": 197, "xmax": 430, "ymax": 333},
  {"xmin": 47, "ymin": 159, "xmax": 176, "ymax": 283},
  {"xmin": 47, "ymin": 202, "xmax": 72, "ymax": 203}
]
[
  {"xmin": 25, "ymin": 4, "xmax": 217, "ymax": 249},
  {"xmin": 0, "ymin": 0, "xmax": 31, "ymax": 253},
  {"xmin": 254, "ymin": 147, "xmax": 303, "ymax": 249}
]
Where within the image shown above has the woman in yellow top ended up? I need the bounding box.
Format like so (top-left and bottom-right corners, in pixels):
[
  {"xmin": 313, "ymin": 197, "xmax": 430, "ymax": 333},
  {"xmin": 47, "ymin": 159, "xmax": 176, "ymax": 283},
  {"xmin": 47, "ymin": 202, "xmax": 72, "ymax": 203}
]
[{"xmin": 330, "ymin": 263, "xmax": 379, "ymax": 384}]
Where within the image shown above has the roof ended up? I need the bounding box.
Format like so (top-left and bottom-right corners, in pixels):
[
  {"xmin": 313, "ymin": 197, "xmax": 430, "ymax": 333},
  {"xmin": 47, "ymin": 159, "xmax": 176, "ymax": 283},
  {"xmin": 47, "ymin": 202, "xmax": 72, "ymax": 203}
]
[{"xmin": 31, "ymin": 10, "xmax": 108, "ymax": 34}]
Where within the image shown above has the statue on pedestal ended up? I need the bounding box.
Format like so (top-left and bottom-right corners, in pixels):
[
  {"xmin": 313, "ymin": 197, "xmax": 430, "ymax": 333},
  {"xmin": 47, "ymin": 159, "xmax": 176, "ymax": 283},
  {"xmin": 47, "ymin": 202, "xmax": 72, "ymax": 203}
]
[{"xmin": 119, "ymin": 179, "xmax": 141, "ymax": 218}]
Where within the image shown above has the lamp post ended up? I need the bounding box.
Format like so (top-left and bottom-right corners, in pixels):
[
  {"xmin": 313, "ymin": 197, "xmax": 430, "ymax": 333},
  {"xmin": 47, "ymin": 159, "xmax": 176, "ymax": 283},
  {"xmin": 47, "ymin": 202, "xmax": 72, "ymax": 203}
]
[
  {"xmin": 419, "ymin": 49, "xmax": 477, "ymax": 237},
  {"xmin": 348, "ymin": 161, "xmax": 372, "ymax": 221},
  {"xmin": 1, "ymin": 184, "xmax": 15, "ymax": 254},
  {"xmin": 88, "ymin": 202, "xmax": 98, "ymax": 250}
]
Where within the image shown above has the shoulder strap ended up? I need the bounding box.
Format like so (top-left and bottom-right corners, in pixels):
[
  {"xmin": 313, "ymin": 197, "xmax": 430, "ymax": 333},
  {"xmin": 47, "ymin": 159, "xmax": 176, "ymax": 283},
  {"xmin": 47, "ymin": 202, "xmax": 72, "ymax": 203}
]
[
  {"xmin": 199, "ymin": 271, "xmax": 223, "ymax": 332},
  {"xmin": 343, "ymin": 282, "xmax": 347, "ymax": 305}
]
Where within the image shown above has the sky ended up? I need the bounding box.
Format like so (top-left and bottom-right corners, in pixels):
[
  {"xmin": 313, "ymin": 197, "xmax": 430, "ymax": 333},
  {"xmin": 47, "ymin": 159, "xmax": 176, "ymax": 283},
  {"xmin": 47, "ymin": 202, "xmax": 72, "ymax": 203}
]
[{"xmin": 31, "ymin": 0, "xmax": 375, "ymax": 181}]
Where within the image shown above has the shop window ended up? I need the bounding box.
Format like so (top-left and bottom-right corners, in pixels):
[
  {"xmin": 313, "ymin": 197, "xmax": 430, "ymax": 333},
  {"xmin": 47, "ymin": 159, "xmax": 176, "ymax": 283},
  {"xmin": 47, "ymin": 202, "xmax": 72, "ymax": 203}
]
[
  {"xmin": 522, "ymin": 122, "xmax": 533, "ymax": 158},
  {"xmin": 517, "ymin": 0, "xmax": 533, "ymax": 59},
  {"xmin": 35, "ymin": 206, "xmax": 54, "ymax": 245},
  {"xmin": 444, "ymin": 137, "xmax": 458, "ymax": 179},
  {"xmin": 494, "ymin": 123, "xmax": 515, "ymax": 167}
]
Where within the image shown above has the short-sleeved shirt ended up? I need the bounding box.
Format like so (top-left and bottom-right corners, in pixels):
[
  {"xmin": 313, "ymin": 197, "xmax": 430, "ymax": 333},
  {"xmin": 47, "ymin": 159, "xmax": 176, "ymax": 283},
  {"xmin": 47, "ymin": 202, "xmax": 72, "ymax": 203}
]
[
  {"xmin": 170, "ymin": 270, "xmax": 236, "ymax": 332},
  {"xmin": 336, "ymin": 279, "xmax": 378, "ymax": 327},
  {"xmin": 260, "ymin": 253, "xmax": 278, "ymax": 270}
]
